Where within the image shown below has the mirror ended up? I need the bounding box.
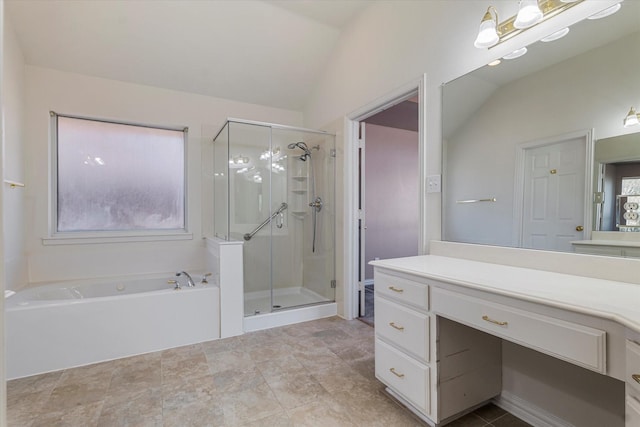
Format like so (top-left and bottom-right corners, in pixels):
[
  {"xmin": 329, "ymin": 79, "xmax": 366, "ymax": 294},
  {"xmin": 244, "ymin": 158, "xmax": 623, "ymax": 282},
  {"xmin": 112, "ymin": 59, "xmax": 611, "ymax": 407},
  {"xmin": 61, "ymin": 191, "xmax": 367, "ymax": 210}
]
[
  {"xmin": 442, "ymin": 1, "xmax": 640, "ymax": 254},
  {"xmin": 594, "ymin": 133, "xmax": 640, "ymax": 232}
]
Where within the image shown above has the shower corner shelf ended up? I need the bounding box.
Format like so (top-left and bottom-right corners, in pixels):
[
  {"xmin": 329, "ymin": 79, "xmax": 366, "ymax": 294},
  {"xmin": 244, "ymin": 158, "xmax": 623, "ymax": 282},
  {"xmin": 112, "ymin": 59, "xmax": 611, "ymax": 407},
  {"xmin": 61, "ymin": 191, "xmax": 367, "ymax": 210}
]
[
  {"xmin": 291, "ymin": 211, "xmax": 308, "ymax": 217},
  {"xmin": 292, "ymin": 189, "xmax": 307, "ymax": 194},
  {"xmin": 292, "ymin": 176, "xmax": 308, "ymax": 181}
]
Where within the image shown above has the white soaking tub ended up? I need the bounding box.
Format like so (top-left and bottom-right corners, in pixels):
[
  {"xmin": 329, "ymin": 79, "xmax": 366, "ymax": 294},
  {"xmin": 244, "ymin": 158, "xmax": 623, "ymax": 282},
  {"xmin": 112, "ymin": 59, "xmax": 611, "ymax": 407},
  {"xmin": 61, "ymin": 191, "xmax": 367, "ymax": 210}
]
[{"xmin": 6, "ymin": 275, "xmax": 220, "ymax": 379}]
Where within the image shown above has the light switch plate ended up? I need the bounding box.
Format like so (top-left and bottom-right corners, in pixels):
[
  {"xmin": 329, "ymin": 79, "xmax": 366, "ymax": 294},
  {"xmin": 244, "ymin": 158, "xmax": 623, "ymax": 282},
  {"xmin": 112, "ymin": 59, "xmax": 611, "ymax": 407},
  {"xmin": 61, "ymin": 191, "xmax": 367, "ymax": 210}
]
[{"xmin": 426, "ymin": 175, "xmax": 441, "ymax": 193}]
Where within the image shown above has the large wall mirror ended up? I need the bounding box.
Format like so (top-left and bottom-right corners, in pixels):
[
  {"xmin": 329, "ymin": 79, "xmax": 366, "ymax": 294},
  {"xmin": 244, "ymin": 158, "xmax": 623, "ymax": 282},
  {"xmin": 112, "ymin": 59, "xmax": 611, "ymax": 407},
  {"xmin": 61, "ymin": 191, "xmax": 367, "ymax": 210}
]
[{"xmin": 442, "ymin": 1, "xmax": 640, "ymax": 256}]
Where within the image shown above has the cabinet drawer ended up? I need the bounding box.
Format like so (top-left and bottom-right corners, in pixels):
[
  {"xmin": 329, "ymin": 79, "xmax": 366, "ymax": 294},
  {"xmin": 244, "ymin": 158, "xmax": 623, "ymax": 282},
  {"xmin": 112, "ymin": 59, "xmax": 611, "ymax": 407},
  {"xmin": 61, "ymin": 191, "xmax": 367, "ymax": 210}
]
[
  {"xmin": 375, "ymin": 338, "xmax": 430, "ymax": 414},
  {"xmin": 375, "ymin": 297, "xmax": 429, "ymax": 362},
  {"xmin": 375, "ymin": 270, "xmax": 429, "ymax": 310},
  {"xmin": 626, "ymin": 340, "xmax": 640, "ymax": 395},
  {"xmin": 431, "ymin": 287, "xmax": 606, "ymax": 373},
  {"xmin": 627, "ymin": 395, "xmax": 640, "ymax": 427}
]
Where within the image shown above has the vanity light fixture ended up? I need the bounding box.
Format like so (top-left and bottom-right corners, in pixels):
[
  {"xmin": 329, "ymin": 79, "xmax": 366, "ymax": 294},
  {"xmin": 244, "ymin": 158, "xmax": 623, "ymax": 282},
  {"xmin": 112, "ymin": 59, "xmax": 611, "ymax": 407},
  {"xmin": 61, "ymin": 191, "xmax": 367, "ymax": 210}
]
[
  {"xmin": 503, "ymin": 47, "xmax": 528, "ymax": 59},
  {"xmin": 588, "ymin": 3, "xmax": 621, "ymax": 20},
  {"xmin": 623, "ymin": 107, "xmax": 640, "ymax": 128},
  {"xmin": 473, "ymin": 0, "xmax": 584, "ymax": 49},
  {"xmin": 540, "ymin": 27, "xmax": 570, "ymax": 42}
]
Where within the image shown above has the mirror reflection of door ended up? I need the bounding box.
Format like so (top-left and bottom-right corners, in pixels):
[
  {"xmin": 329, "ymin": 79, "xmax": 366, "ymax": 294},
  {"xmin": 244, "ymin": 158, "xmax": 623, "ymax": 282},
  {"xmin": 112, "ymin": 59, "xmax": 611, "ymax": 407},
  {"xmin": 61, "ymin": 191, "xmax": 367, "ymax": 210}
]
[{"xmin": 520, "ymin": 136, "xmax": 586, "ymax": 251}]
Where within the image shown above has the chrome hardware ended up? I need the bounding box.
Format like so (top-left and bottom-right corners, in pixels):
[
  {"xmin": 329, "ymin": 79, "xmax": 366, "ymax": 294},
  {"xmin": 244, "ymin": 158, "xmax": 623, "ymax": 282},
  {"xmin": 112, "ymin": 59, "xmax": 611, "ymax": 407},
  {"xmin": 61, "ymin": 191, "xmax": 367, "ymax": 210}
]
[
  {"xmin": 390, "ymin": 368, "xmax": 405, "ymax": 378},
  {"xmin": 576, "ymin": 225, "xmax": 584, "ymax": 232},
  {"xmin": 201, "ymin": 273, "xmax": 212, "ymax": 284},
  {"xmin": 244, "ymin": 202, "xmax": 288, "ymax": 241},
  {"xmin": 388, "ymin": 286, "xmax": 404, "ymax": 293},
  {"xmin": 389, "ymin": 322, "xmax": 404, "ymax": 331},
  {"xmin": 482, "ymin": 315, "xmax": 508, "ymax": 326},
  {"xmin": 309, "ymin": 196, "xmax": 323, "ymax": 212},
  {"xmin": 456, "ymin": 197, "xmax": 497, "ymax": 204},
  {"xmin": 176, "ymin": 271, "xmax": 195, "ymax": 287},
  {"xmin": 633, "ymin": 374, "xmax": 640, "ymax": 384},
  {"xmin": 168, "ymin": 279, "xmax": 181, "ymax": 290}
]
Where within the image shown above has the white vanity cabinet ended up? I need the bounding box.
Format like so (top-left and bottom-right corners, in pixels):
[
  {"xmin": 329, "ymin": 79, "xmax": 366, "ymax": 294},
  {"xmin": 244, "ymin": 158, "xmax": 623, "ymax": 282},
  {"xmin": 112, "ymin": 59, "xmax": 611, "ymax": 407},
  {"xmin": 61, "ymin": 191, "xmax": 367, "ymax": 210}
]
[
  {"xmin": 371, "ymin": 254, "xmax": 640, "ymax": 427},
  {"xmin": 374, "ymin": 270, "xmax": 432, "ymax": 415},
  {"xmin": 373, "ymin": 268, "xmax": 501, "ymax": 425},
  {"xmin": 627, "ymin": 338, "xmax": 640, "ymax": 426}
]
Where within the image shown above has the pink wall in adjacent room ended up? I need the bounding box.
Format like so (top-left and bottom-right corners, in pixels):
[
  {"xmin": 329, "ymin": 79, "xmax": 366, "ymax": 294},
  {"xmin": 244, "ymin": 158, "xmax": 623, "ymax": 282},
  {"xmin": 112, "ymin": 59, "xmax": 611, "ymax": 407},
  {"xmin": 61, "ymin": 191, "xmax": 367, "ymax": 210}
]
[{"xmin": 364, "ymin": 123, "xmax": 419, "ymax": 280}]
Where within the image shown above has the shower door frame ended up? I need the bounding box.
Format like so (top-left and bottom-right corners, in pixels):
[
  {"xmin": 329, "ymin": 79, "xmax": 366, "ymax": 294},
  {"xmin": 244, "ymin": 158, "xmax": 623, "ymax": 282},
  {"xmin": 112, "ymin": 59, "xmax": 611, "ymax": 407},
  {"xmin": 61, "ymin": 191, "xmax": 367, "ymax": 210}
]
[{"xmin": 217, "ymin": 118, "xmax": 337, "ymax": 316}]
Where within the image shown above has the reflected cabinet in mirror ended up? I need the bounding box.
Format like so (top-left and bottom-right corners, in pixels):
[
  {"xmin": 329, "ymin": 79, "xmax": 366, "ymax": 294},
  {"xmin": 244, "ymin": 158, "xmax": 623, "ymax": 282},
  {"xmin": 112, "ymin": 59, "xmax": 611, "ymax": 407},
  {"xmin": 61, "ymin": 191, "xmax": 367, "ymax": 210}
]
[{"xmin": 442, "ymin": 1, "xmax": 640, "ymax": 257}]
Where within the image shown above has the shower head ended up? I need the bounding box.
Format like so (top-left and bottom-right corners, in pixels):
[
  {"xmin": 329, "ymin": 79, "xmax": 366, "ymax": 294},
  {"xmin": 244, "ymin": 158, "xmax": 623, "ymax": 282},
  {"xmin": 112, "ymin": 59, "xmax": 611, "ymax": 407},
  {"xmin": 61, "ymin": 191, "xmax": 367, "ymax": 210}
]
[{"xmin": 287, "ymin": 141, "xmax": 311, "ymax": 160}]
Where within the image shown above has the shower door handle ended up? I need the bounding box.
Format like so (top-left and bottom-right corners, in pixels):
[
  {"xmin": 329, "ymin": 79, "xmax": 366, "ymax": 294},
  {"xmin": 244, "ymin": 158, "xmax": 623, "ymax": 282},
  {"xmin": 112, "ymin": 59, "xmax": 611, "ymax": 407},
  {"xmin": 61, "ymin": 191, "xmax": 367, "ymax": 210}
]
[{"xmin": 309, "ymin": 197, "xmax": 323, "ymax": 212}]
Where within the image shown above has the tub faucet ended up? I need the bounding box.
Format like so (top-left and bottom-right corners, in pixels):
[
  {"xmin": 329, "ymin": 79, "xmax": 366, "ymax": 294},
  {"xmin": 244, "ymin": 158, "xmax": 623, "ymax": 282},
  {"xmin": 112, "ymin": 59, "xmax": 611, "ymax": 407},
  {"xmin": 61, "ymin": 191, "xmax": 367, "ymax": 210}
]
[{"xmin": 176, "ymin": 271, "xmax": 195, "ymax": 287}]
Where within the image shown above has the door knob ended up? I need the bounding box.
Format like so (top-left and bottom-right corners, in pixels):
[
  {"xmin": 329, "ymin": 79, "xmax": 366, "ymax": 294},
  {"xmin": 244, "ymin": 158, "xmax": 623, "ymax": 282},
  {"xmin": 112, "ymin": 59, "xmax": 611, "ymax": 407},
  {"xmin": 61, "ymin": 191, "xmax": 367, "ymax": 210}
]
[{"xmin": 576, "ymin": 226, "xmax": 584, "ymax": 231}]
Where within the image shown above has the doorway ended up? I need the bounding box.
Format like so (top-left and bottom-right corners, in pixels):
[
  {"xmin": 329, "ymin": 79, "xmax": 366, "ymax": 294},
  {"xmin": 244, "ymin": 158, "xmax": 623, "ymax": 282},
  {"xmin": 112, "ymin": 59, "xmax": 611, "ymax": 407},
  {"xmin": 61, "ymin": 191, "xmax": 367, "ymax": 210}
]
[{"xmin": 356, "ymin": 94, "xmax": 420, "ymax": 325}]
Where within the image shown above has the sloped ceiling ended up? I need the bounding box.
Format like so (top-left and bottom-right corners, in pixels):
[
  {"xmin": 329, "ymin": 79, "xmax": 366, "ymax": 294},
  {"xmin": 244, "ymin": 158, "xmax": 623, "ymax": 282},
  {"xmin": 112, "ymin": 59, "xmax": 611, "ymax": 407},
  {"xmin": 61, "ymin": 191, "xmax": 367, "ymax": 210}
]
[{"xmin": 5, "ymin": 0, "xmax": 371, "ymax": 111}]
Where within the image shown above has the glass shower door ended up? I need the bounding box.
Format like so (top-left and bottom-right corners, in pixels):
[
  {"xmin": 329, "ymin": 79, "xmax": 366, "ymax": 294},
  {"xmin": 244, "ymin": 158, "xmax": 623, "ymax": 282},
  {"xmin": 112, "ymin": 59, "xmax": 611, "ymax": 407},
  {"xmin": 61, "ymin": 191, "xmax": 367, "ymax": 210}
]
[{"xmin": 271, "ymin": 128, "xmax": 335, "ymax": 311}]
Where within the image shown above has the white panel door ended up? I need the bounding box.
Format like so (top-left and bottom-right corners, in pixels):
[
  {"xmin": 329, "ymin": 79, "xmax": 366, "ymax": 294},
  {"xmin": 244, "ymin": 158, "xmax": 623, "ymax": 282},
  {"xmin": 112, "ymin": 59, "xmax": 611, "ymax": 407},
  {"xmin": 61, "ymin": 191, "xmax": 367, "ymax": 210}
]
[{"xmin": 521, "ymin": 137, "xmax": 586, "ymax": 251}]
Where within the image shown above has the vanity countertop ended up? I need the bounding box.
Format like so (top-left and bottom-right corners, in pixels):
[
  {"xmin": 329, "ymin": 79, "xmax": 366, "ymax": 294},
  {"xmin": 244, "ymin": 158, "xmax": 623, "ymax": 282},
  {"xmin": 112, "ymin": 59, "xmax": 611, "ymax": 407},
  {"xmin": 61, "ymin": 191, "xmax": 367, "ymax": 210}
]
[
  {"xmin": 370, "ymin": 255, "xmax": 640, "ymax": 333},
  {"xmin": 571, "ymin": 239, "xmax": 640, "ymax": 248}
]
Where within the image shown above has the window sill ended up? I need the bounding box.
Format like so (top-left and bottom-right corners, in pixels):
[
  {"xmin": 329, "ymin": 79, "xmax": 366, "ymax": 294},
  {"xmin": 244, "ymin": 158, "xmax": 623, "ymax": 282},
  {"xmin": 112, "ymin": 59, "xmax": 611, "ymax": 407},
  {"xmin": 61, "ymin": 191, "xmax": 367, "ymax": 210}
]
[{"xmin": 42, "ymin": 232, "xmax": 194, "ymax": 246}]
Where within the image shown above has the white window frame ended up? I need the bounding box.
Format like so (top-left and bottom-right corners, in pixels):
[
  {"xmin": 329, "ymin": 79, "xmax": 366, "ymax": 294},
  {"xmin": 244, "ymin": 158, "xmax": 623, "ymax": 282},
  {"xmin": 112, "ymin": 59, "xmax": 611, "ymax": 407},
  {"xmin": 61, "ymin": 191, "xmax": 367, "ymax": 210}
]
[{"xmin": 45, "ymin": 112, "xmax": 191, "ymax": 245}]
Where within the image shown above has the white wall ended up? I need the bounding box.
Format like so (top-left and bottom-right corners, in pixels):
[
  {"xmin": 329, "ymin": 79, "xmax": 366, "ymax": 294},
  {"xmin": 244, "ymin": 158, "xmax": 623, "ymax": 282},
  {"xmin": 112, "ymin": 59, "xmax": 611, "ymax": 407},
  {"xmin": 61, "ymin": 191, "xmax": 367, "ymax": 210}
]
[
  {"xmin": 0, "ymin": 1, "xmax": 8, "ymax": 424},
  {"xmin": 3, "ymin": 17, "xmax": 26, "ymax": 291},
  {"xmin": 24, "ymin": 66, "xmax": 303, "ymax": 284}
]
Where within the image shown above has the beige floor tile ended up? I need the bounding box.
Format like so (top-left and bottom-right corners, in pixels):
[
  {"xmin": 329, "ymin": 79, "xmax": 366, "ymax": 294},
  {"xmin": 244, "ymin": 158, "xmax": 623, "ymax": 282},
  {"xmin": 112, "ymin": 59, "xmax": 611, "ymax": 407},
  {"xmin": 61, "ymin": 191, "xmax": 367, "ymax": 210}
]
[
  {"xmin": 44, "ymin": 380, "xmax": 110, "ymax": 412},
  {"xmin": 108, "ymin": 354, "xmax": 162, "ymax": 397},
  {"xmin": 256, "ymin": 355, "xmax": 306, "ymax": 379},
  {"xmin": 32, "ymin": 400, "xmax": 104, "ymax": 427},
  {"xmin": 221, "ymin": 381, "xmax": 285, "ymax": 426},
  {"xmin": 206, "ymin": 349, "xmax": 255, "ymax": 374},
  {"xmin": 7, "ymin": 371, "xmax": 62, "ymax": 396},
  {"xmin": 161, "ymin": 352, "xmax": 211, "ymax": 386},
  {"xmin": 287, "ymin": 398, "xmax": 357, "ymax": 427},
  {"xmin": 98, "ymin": 387, "xmax": 162, "ymax": 427},
  {"xmin": 201, "ymin": 335, "xmax": 245, "ymax": 355},
  {"xmin": 7, "ymin": 389, "xmax": 51, "ymax": 427},
  {"xmin": 239, "ymin": 412, "xmax": 294, "ymax": 427},
  {"xmin": 162, "ymin": 399, "xmax": 225, "ymax": 427},
  {"xmin": 212, "ymin": 366, "xmax": 266, "ymax": 394},
  {"xmin": 264, "ymin": 371, "xmax": 329, "ymax": 409},
  {"xmin": 162, "ymin": 374, "xmax": 217, "ymax": 411}
]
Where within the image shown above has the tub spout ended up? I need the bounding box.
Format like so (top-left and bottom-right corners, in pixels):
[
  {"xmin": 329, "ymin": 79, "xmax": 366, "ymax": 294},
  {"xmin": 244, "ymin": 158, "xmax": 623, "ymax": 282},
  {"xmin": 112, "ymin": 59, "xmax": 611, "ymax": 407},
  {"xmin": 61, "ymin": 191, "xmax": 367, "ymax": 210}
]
[{"xmin": 176, "ymin": 271, "xmax": 195, "ymax": 287}]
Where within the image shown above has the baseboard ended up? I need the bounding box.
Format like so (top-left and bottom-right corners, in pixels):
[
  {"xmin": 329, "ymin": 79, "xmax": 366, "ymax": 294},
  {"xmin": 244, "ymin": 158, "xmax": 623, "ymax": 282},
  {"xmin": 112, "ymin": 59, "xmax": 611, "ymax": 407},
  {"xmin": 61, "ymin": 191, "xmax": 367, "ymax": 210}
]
[{"xmin": 493, "ymin": 391, "xmax": 574, "ymax": 427}]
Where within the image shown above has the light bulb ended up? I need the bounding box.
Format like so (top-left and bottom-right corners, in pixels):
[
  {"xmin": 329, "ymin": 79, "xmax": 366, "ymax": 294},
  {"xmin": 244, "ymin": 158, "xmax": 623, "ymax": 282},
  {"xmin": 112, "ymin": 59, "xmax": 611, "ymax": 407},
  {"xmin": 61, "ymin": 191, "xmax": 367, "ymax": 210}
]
[
  {"xmin": 514, "ymin": 0, "xmax": 543, "ymax": 29},
  {"xmin": 474, "ymin": 7, "xmax": 499, "ymax": 49}
]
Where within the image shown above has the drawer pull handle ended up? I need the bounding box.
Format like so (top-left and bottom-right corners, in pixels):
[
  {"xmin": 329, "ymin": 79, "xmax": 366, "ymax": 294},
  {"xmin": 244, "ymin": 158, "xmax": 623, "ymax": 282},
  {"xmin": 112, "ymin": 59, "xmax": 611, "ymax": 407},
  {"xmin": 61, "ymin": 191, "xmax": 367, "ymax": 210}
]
[
  {"xmin": 388, "ymin": 286, "xmax": 404, "ymax": 293},
  {"xmin": 482, "ymin": 315, "xmax": 508, "ymax": 326},
  {"xmin": 633, "ymin": 374, "xmax": 640, "ymax": 384},
  {"xmin": 390, "ymin": 368, "xmax": 405, "ymax": 378},
  {"xmin": 389, "ymin": 322, "xmax": 404, "ymax": 331}
]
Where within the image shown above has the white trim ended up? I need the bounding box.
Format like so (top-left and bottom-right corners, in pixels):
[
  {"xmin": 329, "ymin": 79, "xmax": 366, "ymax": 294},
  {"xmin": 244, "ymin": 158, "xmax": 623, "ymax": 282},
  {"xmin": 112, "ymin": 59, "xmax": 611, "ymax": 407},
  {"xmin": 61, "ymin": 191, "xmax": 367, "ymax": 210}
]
[
  {"xmin": 512, "ymin": 129, "xmax": 594, "ymax": 247},
  {"xmin": 363, "ymin": 278, "xmax": 374, "ymax": 286},
  {"xmin": 344, "ymin": 75, "xmax": 427, "ymax": 320},
  {"xmin": 493, "ymin": 391, "xmax": 573, "ymax": 427},
  {"xmin": 42, "ymin": 232, "xmax": 193, "ymax": 246},
  {"xmin": 243, "ymin": 302, "xmax": 337, "ymax": 332}
]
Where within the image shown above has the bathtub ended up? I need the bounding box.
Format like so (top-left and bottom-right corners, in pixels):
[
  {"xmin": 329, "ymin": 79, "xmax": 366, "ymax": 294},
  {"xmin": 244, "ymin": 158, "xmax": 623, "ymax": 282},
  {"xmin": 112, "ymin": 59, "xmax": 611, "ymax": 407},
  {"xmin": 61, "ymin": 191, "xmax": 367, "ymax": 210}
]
[{"xmin": 6, "ymin": 275, "xmax": 220, "ymax": 379}]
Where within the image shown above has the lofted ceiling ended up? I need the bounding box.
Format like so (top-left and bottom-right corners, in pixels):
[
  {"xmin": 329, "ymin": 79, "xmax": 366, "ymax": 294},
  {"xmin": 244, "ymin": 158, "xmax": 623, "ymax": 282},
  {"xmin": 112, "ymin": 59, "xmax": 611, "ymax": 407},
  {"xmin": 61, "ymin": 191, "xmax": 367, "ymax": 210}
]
[{"xmin": 5, "ymin": 0, "xmax": 372, "ymax": 111}]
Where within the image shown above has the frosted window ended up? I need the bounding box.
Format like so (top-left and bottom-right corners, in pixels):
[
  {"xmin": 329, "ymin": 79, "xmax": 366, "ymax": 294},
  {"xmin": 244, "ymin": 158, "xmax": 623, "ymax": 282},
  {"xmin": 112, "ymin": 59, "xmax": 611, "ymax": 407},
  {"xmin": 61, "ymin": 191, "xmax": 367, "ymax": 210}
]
[{"xmin": 56, "ymin": 116, "xmax": 185, "ymax": 232}]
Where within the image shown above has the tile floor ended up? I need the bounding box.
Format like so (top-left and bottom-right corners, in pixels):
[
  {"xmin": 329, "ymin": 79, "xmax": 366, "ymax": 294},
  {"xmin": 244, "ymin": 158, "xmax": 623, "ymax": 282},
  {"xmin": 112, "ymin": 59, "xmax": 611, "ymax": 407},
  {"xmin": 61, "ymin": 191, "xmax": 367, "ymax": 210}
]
[{"xmin": 7, "ymin": 316, "xmax": 531, "ymax": 427}]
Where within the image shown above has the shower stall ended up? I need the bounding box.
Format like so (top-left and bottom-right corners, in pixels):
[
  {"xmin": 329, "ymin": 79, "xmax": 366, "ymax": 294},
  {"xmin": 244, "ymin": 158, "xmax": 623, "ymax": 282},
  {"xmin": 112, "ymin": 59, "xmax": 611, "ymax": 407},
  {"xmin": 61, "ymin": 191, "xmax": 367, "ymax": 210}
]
[{"xmin": 209, "ymin": 119, "xmax": 336, "ymax": 317}]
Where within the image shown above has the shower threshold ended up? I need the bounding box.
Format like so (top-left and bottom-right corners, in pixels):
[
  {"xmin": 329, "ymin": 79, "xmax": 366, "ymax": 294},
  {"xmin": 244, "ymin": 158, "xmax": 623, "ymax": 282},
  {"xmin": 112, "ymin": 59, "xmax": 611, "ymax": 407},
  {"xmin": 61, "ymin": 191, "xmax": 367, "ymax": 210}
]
[{"xmin": 244, "ymin": 286, "xmax": 331, "ymax": 317}]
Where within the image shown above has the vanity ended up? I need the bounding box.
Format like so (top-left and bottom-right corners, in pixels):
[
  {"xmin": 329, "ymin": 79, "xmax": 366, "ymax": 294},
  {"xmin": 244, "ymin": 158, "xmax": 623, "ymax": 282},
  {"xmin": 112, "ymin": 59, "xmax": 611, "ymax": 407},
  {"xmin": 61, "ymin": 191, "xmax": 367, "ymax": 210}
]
[{"xmin": 371, "ymin": 248, "xmax": 640, "ymax": 426}]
